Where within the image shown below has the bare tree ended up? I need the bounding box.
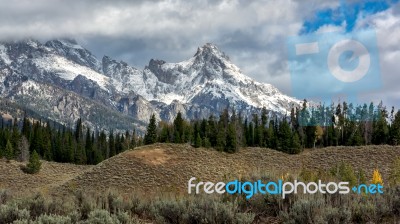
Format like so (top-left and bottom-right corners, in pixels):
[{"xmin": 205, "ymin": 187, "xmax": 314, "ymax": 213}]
[{"xmin": 17, "ymin": 136, "xmax": 30, "ymax": 162}]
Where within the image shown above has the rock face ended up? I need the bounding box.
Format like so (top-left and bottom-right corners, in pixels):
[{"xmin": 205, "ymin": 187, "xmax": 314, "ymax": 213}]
[{"xmin": 0, "ymin": 39, "xmax": 300, "ymax": 132}]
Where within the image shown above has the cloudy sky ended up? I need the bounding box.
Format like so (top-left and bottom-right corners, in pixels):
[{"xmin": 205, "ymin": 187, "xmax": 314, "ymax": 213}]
[{"xmin": 1, "ymin": 0, "xmax": 399, "ymax": 108}]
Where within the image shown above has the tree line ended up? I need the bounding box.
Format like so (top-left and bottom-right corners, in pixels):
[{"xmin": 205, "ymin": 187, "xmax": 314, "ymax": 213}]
[
  {"xmin": 144, "ymin": 100, "xmax": 400, "ymax": 154},
  {"xmin": 0, "ymin": 116, "xmax": 141, "ymax": 165},
  {"xmin": 1, "ymin": 99, "xmax": 399, "ymax": 165}
]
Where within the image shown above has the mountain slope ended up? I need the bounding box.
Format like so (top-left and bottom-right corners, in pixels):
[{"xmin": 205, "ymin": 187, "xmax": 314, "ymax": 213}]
[
  {"xmin": 51, "ymin": 143, "xmax": 399, "ymax": 195},
  {"xmin": 0, "ymin": 39, "xmax": 299, "ymax": 131},
  {"xmin": 145, "ymin": 43, "xmax": 297, "ymax": 113}
]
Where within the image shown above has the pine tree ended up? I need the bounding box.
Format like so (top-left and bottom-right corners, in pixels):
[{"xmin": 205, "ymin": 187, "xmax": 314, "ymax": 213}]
[
  {"xmin": 22, "ymin": 114, "xmax": 31, "ymax": 139},
  {"xmin": 173, "ymin": 112, "xmax": 184, "ymax": 143},
  {"xmin": 25, "ymin": 150, "xmax": 42, "ymax": 174},
  {"xmin": 30, "ymin": 122, "xmax": 42, "ymax": 154},
  {"xmin": 98, "ymin": 131, "xmax": 107, "ymax": 159},
  {"xmin": 291, "ymin": 132, "xmax": 302, "ymax": 154},
  {"xmin": 85, "ymin": 129, "xmax": 93, "ymax": 164},
  {"xmin": 109, "ymin": 130, "xmax": 116, "ymax": 157},
  {"xmin": 216, "ymin": 121, "xmax": 226, "ymax": 151},
  {"xmin": 5, "ymin": 139, "xmax": 13, "ymax": 160},
  {"xmin": 75, "ymin": 118, "xmax": 83, "ymax": 142},
  {"xmin": 261, "ymin": 107, "xmax": 268, "ymax": 147},
  {"xmin": 390, "ymin": 110, "xmax": 400, "ymax": 145},
  {"xmin": 225, "ymin": 123, "xmax": 238, "ymax": 153},
  {"xmin": 278, "ymin": 119, "xmax": 291, "ymax": 152},
  {"xmin": 124, "ymin": 130, "xmax": 131, "ymax": 151},
  {"xmin": 348, "ymin": 122, "xmax": 363, "ymax": 146},
  {"xmin": 75, "ymin": 142, "xmax": 87, "ymax": 164},
  {"xmin": 247, "ymin": 122, "xmax": 254, "ymax": 146},
  {"xmin": 194, "ymin": 133, "xmax": 202, "ymax": 148},
  {"xmin": 130, "ymin": 129, "xmax": 137, "ymax": 149},
  {"xmin": 200, "ymin": 119, "xmax": 208, "ymax": 140},
  {"xmin": 10, "ymin": 120, "xmax": 20, "ymax": 151},
  {"xmin": 252, "ymin": 114, "xmax": 261, "ymax": 146},
  {"xmin": 203, "ymin": 137, "xmax": 211, "ymax": 148},
  {"xmin": 144, "ymin": 114, "xmax": 157, "ymax": 145},
  {"xmin": 158, "ymin": 123, "xmax": 169, "ymax": 143},
  {"xmin": 372, "ymin": 104, "xmax": 389, "ymax": 145},
  {"xmin": 266, "ymin": 119, "xmax": 277, "ymax": 149},
  {"xmin": 243, "ymin": 118, "xmax": 248, "ymax": 146},
  {"xmin": 207, "ymin": 115, "xmax": 217, "ymax": 147}
]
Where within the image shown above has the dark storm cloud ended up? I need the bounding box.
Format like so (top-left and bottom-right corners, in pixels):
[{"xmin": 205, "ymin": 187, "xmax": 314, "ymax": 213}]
[{"xmin": 0, "ymin": 0, "xmax": 399, "ymax": 107}]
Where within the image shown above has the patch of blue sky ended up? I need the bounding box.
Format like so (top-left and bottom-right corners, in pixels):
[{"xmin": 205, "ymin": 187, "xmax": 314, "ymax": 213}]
[{"xmin": 300, "ymin": 0, "xmax": 400, "ymax": 34}]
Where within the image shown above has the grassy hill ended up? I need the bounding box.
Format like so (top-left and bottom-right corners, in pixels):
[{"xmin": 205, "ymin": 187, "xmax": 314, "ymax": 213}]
[
  {"xmin": 0, "ymin": 159, "xmax": 91, "ymax": 196},
  {"xmin": 0, "ymin": 144, "xmax": 399, "ymax": 223},
  {"xmin": 0, "ymin": 143, "xmax": 398, "ymax": 196},
  {"xmin": 48, "ymin": 143, "xmax": 400, "ymax": 196}
]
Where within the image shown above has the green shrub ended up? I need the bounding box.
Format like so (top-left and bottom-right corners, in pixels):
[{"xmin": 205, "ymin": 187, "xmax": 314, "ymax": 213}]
[
  {"xmin": 390, "ymin": 157, "xmax": 400, "ymax": 185},
  {"xmin": 84, "ymin": 209, "xmax": 120, "ymax": 224},
  {"xmin": 24, "ymin": 150, "xmax": 42, "ymax": 174},
  {"xmin": 393, "ymin": 186, "xmax": 400, "ymax": 216},
  {"xmin": 323, "ymin": 206, "xmax": 351, "ymax": 224},
  {"xmin": 234, "ymin": 212, "xmax": 255, "ymax": 224},
  {"xmin": 107, "ymin": 191, "xmax": 124, "ymax": 215},
  {"xmin": 28, "ymin": 194, "xmax": 48, "ymax": 218},
  {"xmin": 299, "ymin": 169, "xmax": 319, "ymax": 182},
  {"xmin": 12, "ymin": 220, "xmax": 29, "ymax": 224},
  {"xmin": 375, "ymin": 194, "xmax": 392, "ymax": 221},
  {"xmin": 0, "ymin": 203, "xmax": 30, "ymax": 223},
  {"xmin": 68, "ymin": 211, "xmax": 80, "ymax": 223},
  {"xmin": 280, "ymin": 199, "xmax": 325, "ymax": 224},
  {"xmin": 0, "ymin": 189, "xmax": 11, "ymax": 205},
  {"xmin": 32, "ymin": 214, "xmax": 72, "ymax": 224},
  {"xmin": 246, "ymin": 194, "xmax": 280, "ymax": 218},
  {"xmin": 151, "ymin": 200, "xmax": 185, "ymax": 223},
  {"xmin": 47, "ymin": 198, "xmax": 75, "ymax": 216},
  {"xmin": 115, "ymin": 211, "xmax": 130, "ymax": 224},
  {"xmin": 330, "ymin": 162, "xmax": 357, "ymax": 186},
  {"xmin": 351, "ymin": 200, "xmax": 376, "ymax": 223}
]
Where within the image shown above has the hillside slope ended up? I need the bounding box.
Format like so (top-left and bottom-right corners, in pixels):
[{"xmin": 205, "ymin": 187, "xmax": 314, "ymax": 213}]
[
  {"xmin": 0, "ymin": 160, "xmax": 91, "ymax": 195},
  {"xmin": 51, "ymin": 144, "xmax": 400, "ymax": 196}
]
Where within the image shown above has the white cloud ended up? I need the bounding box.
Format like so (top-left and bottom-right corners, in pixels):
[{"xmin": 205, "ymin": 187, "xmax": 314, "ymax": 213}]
[
  {"xmin": 0, "ymin": 0, "xmax": 398, "ymax": 108},
  {"xmin": 351, "ymin": 5, "xmax": 400, "ymax": 108}
]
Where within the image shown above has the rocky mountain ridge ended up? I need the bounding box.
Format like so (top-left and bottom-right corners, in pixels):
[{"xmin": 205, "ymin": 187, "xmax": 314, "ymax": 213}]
[{"xmin": 0, "ymin": 39, "xmax": 299, "ymax": 132}]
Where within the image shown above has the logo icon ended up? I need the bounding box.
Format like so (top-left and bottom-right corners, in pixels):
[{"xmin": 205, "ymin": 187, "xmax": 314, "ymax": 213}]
[{"xmin": 287, "ymin": 30, "xmax": 381, "ymax": 125}]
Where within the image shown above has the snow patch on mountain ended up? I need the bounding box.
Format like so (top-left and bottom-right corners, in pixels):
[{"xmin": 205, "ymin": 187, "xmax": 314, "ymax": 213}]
[
  {"xmin": 33, "ymin": 55, "xmax": 109, "ymax": 91},
  {"xmin": 0, "ymin": 45, "xmax": 11, "ymax": 65},
  {"xmin": 145, "ymin": 43, "xmax": 299, "ymax": 113},
  {"xmin": 0, "ymin": 39, "xmax": 301, "ymax": 131}
]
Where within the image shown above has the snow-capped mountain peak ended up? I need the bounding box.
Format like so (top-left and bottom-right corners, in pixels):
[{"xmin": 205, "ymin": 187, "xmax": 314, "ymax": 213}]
[
  {"xmin": 0, "ymin": 39, "xmax": 299, "ymax": 132},
  {"xmin": 45, "ymin": 39, "xmax": 102, "ymax": 72},
  {"xmin": 139, "ymin": 43, "xmax": 300, "ymax": 113},
  {"xmin": 194, "ymin": 43, "xmax": 229, "ymax": 61}
]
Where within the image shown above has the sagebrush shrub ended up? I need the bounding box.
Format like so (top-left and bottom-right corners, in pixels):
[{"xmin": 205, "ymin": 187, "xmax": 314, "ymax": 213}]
[
  {"xmin": 280, "ymin": 199, "xmax": 325, "ymax": 224},
  {"xmin": 32, "ymin": 214, "xmax": 72, "ymax": 224},
  {"xmin": 0, "ymin": 203, "xmax": 30, "ymax": 223},
  {"xmin": 84, "ymin": 209, "xmax": 120, "ymax": 224},
  {"xmin": 351, "ymin": 200, "xmax": 376, "ymax": 223},
  {"xmin": 28, "ymin": 194, "xmax": 48, "ymax": 219},
  {"xmin": 0, "ymin": 189, "xmax": 11, "ymax": 205},
  {"xmin": 323, "ymin": 206, "xmax": 351, "ymax": 224}
]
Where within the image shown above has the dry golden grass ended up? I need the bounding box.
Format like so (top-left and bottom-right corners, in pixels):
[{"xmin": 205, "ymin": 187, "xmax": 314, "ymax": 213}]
[
  {"xmin": 0, "ymin": 143, "xmax": 398, "ymax": 197},
  {"xmin": 50, "ymin": 143, "xmax": 400, "ymax": 196},
  {"xmin": 0, "ymin": 159, "xmax": 91, "ymax": 196}
]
